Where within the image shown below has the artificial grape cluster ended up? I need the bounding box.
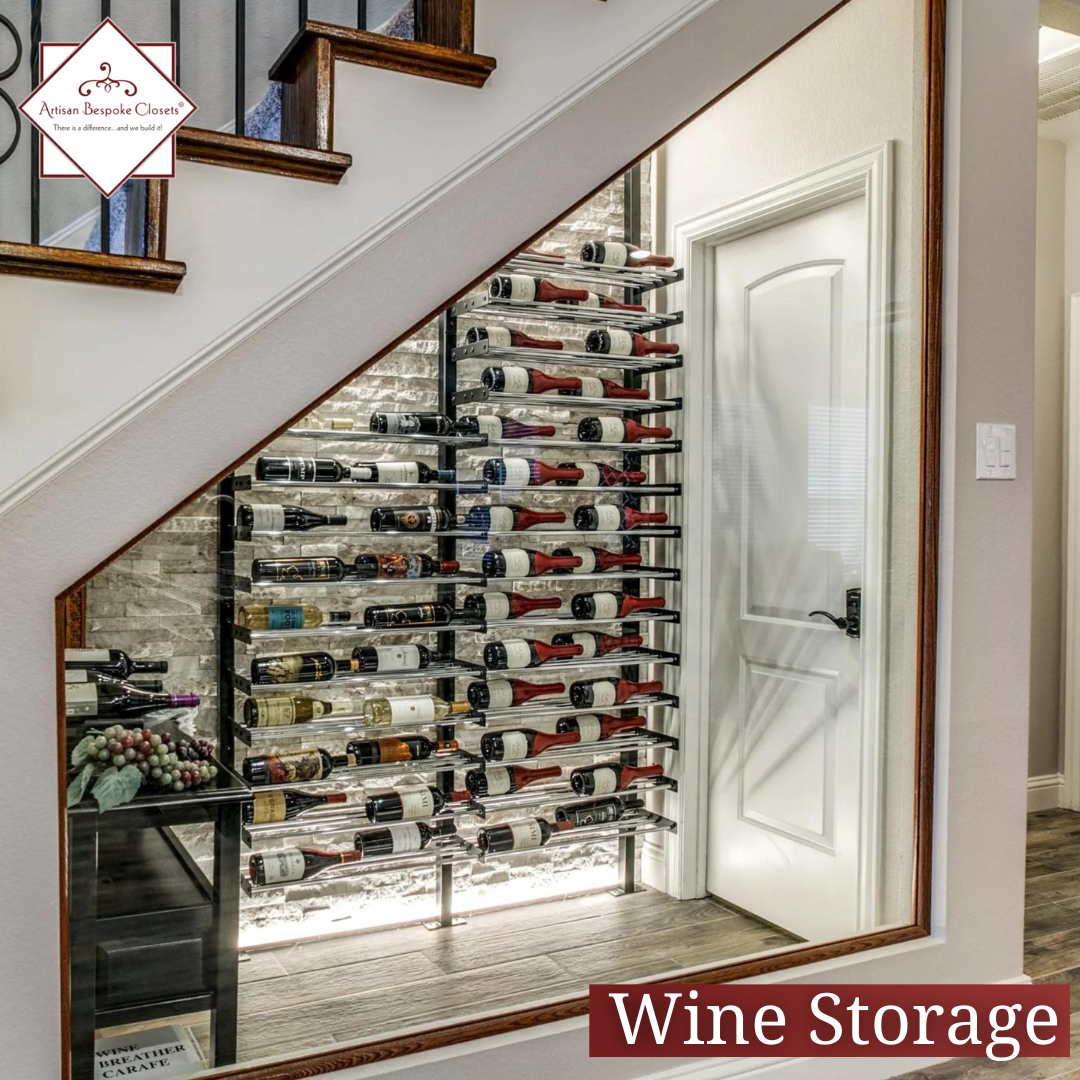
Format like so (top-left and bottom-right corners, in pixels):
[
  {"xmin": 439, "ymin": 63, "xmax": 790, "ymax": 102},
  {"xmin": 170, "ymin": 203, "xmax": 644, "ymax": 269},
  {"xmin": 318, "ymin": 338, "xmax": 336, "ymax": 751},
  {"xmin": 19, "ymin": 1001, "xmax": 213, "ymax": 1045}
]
[{"xmin": 89, "ymin": 725, "xmax": 219, "ymax": 792}]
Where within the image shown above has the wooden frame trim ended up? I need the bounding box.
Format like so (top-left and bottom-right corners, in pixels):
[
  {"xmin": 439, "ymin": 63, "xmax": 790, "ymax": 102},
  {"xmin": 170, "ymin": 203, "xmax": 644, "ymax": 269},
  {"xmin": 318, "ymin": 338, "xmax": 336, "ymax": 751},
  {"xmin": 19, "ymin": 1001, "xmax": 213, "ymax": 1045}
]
[
  {"xmin": 176, "ymin": 128, "xmax": 352, "ymax": 185},
  {"xmin": 0, "ymin": 240, "xmax": 185, "ymax": 292},
  {"xmin": 416, "ymin": 0, "xmax": 476, "ymax": 54},
  {"xmin": 54, "ymin": 0, "xmax": 944, "ymax": 1074}
]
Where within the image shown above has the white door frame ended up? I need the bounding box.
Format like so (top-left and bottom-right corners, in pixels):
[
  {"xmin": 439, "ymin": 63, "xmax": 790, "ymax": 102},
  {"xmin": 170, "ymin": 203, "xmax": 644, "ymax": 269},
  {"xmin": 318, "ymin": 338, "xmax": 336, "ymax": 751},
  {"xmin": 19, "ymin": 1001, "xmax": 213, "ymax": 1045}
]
[
  {"xmin": 1062, "ymin": 296, "xmax": 1080, "ymax": 810},
  {"xmin": 661, "ymin": 145, "xmax": 893, "ymax": 926}
]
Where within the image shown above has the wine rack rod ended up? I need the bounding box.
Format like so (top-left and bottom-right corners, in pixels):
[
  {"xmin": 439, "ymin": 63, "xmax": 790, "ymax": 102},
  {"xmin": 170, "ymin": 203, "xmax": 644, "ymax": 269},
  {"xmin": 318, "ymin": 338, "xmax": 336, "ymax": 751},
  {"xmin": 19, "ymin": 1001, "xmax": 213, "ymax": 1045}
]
[
  {"xmin": 479, "ymin": 438, "xmax": 682, "ymax": 456},
  {"xmin": 478, "ymin": 692, "xmax": 679, "ymax": 726},
  {"xmin": 235, "ymin": 712, "xmax": 485, "ymax": 746},
  {"xmin": 230, "ymin": 572, "xmax": 487, "ymax": 593},
  {"xmin": 475, "ymin": 729, "xmax": 678, "ymax": 765},
  {"xmin": 474, "ymin": 648, "xmax": 680, "ymax": 678},
  {"xmin": 246, "ymin": 751, "xmax": 482, "ymax": 794},
  {"xmin": 234, "ymin": 477, "xmax": 488, "ymax": 494},
  {"xmin": 451, "ymin": 293, "xmax": 683, "ymax": 333},
  {"xmin": 232, "ymin": 660, "xmax": 485, "ymax": 695},
  {"xmin": 472, "ymin": 775, "xmax": 677, "ymax": 816},
  {"xmin": 482, "ymin": 567, "xmax": 681, "ymax": 584},
  {"xmin": 501, "ymin": 253, "xmax": 683, "ymax": 291},
  {"xmin": 499, "ymin": 483, "xmax": 682, "ymax": 495},
  {"xmin": 235, "ymin": 526, "xmax": 683, "ymax": 542},
  {"xmin": 280, "ymin": 429, "xmax": 488, "ymax": 447},
  {"xmin": 473, "ymin": 811, "xmax": 677, "ymax": 862},
  {"xmin": 453, "ymin": 387, "xmax": 681, "ymax": 416},
  {"xmin": 242, "ymin": 804, "xmax": 473, "ymax": 845},
  {"xmin": 451, "ymin": 340, "xmax": 682, "ymax": 374},
  {"xmin": 481, "ymin": 611, "xmax": 681, "ymax": 631}
]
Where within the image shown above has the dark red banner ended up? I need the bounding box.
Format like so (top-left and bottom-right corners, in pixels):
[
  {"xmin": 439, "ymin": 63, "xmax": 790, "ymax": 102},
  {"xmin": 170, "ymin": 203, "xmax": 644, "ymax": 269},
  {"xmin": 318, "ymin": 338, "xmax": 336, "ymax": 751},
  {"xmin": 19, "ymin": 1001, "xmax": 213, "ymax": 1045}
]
[{"xmin": 589, "ymin": 984, "xmax": 1070, "ymax": 1061}]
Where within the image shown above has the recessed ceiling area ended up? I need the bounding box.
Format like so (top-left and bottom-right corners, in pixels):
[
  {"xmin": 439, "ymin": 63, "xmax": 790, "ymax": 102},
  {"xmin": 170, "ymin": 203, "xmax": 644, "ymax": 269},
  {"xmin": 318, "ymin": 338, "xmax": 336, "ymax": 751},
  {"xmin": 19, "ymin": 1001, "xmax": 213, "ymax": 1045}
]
[{"xmin": 1041, "ymin": 2, "xmax": 1080, "ymax": 120}]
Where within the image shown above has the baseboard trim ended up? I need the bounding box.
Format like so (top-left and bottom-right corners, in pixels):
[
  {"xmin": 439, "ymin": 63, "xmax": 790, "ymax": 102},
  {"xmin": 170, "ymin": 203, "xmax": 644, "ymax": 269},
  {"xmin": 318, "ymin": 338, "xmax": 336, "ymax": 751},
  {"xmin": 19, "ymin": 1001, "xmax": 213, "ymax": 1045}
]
[{"xmin": 1028, "ymin": 772, "xmax": 1065, "ymax": 812}]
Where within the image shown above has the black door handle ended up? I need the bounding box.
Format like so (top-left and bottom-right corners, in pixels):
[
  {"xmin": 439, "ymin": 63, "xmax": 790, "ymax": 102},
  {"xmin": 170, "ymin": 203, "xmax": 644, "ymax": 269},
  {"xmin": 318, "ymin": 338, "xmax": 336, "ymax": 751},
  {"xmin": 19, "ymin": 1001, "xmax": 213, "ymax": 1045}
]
[{"xmin": 808, "ymin": 588, "xmax": 861, "ymax": 639}]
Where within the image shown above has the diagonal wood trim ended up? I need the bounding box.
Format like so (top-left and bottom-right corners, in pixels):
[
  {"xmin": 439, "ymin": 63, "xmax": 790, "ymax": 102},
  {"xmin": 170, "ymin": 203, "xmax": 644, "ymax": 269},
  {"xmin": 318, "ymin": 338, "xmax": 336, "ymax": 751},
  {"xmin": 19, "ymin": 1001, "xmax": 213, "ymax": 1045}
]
[
  {"xmin": 0, "ymin": 241, "xmax": 186, "ymax": 292},
  {"xmin": 270, "ymin": 21, "xmax": 496, "ymax": 89},
  {"xmin": 177, "ymin": 127, "xmax": 351, "ymax": 184},
  {"xmin": 62, "ymin": 588, "xmax": 87, "ymax": 649}
]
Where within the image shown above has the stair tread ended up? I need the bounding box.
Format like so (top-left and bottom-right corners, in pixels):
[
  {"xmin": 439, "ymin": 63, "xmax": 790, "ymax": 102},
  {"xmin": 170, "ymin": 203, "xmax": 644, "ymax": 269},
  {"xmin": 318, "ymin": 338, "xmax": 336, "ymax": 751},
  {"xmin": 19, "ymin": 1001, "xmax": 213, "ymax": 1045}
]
[
  {"xmin": 177, "ymin": 127, "xmax": 352, "ymax": 184},
  {"xmin": 0, "ymin": 241, "xmax": 185, "ymax": 292}
]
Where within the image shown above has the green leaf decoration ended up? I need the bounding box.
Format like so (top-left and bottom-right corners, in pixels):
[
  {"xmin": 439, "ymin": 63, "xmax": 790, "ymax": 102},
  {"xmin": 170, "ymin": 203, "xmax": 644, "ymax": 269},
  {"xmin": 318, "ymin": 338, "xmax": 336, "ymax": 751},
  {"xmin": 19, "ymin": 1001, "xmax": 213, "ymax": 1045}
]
[
  {"xmin": 92, "ymin": 764, "xmax": 144, "ymax": 812},
  {"xmin": 66, "ymin": 764, "xmax": 96, "ymax": 808},
  {"xmin": 70, "ymin": 735, "xmax": 97, "ymax": 768}
]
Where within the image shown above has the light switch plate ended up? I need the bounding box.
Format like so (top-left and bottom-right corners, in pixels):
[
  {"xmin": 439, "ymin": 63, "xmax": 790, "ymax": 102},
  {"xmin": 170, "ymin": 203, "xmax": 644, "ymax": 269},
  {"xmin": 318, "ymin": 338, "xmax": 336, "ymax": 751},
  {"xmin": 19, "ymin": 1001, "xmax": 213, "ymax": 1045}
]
[{"xmin": 976, "ymin": 423, "xmax": 1016, "ymax": 480}]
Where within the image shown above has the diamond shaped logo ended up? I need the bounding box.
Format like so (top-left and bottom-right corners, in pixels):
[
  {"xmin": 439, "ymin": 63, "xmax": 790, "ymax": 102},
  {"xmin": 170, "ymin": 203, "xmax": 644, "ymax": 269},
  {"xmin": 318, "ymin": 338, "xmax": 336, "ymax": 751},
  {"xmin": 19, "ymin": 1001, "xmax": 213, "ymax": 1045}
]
[{"xmin": 19, "ymin": 18, "xmax": 197, "ymax": 197}]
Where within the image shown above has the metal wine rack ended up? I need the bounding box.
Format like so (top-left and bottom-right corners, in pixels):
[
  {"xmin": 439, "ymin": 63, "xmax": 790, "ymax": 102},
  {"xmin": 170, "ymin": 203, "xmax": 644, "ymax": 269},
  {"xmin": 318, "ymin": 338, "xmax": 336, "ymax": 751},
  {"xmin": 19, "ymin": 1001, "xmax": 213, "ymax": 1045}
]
[{"xmin": 220, "ymin": 164, "xmax": 682, "ymax": 933}]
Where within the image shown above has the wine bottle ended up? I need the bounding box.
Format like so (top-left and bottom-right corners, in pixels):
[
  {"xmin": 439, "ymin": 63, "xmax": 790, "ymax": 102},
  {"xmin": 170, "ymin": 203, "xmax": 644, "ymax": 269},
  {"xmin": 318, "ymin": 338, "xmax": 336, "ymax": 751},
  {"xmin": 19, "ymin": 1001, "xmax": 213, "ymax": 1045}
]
[
  {"xmin": 369, "ymin": 505, "xmax": 454, "ymax": 532},
  {"xmin": 477, "ymin": 816, "xmax": 575, "ymax": 853},
  {"xmin": 65, "ymin": 684, "xmax": 199, "ymax": 719},
  {"xmin": 344, "ymin": 735, "xmax": 458, "ymax": 764},
  {"xmin": 570, "ymin": 591, "xmax": 666, "ymax": 620},
  {"xmin": 242, "ymin": 694, "xmax": 334, "ymax": 727},
  {"xmin": 550, "ymin": 631, "xmax": 643, "ymax": 659},
  {"xmin": 482, "ymin": 548, "xmax": 583, "ymax": 578},
  {"xmin": 558, "ymin": 463, "xmax": 648, "ymax": 489},
  {"xmin": 350, "ymin": 462, "xmax": 454, "ymax": 484},
  {"xmin": 363, "ymin": 602, "xmax": 462, "ymax": 629},
  {"xmin": 462, "ymin": 505, "xmax": 566, "ymax": 532},
  {"xmin": 354, "ymin": 554, "xmax": 459, "ymax": 579},
  {"xmin": 365, "ymin": 785, "xmax": 471, "ymax": 823},
  {"xmin": 560, "ymin": 292, "xmax": 646, "ymax": 313},
  {"xmin": 361, "ymin": 694, "xmax": 472, "ymax": 726},
  {"xmin": 556, "ymin": 795, "xmax": 645, "ymax": 826},
  {"xmin": 237, "ymin": 604, "xmax": 352, "ymax": 630},
  {"xmin": 576, "ymin": 417, "xmax": 673, "ymax": 443},
  {"xmin": 351, "ymin": 644, "xmax": 445, "ymax": 673},
  {"xmin": 353, "ymin": 822, "xmax": 435, "ymax": 857},
  {"xmin": 559, "ymin": 376, "xmax": 650, "ymax": 400},
  {"xmin": 300, "ymin": 414, "xmax": 355, "ymax": 431},
  {"xmin": 584, "ymin": 330, "xmax": 681, "ymax": 356},
  {"xmin": 483, "ymin": 457, "xmax": 585, "ymax": 488},
  {"xmin": 454, "ymin": 415, "xmax": 557, "ymax": 441},
  {"xmin": 462, "ymin": 591, "xmax": 562, "ymax": 621},
  {"xmin": 64, "ymin": 648, "xmax": 169, "ymax": 678},
  {"xmin": 238, "ymin": 504, "xmax": 348, "ymax": 532},
  {"xmin": 573, "ymin": 504, "xmax": 668, "ymax": 531},
  {"xmin": 243, "ymin": 748, "xmax": 357, "ymax": 786},
  {"xmin": 466, "ymin": 763, "xmax": 562, "ymax": 797},
  {"xmin": 489, "ymin": 275, "xmax": 589, "ymax": 304},
  {"xmin": 569, "ymin": 677, "xmax": 663, "ymax": 708},
  {"xmin": 251, "ymin": 557, "xmax": 352, "ymax": 583},
  {"xmin": 369, "ymin": 413, "xmax": 455, "ymax": 436},
  {"xmin": 479, "ymin": 728, "xmax": 580, "ymax": 762},
  {"xmin": 255, "ymin": 457, "xmax": 350, "ymax": 483},
  {"xmin": 64, "ymin": 670, "xmax": 165, "ymax": 693},
  {"xmin": 570, "ymin": 762, "xmax": 664, "ymax": 795},
  {"xmin": 550, "ymin": 547, "xmax": 642, "ymax": 574},
  {"xmin": 466, "ymin": 676, "xmax": 565, "ymax": 710},
  {"xmin": 465, "ymin": 326, "xmax": 563, "ymax": 350},
  {"xmin": 249, "ymin": 847, "xmax": 362, "ymax": 886},
  {"xmin": 250, "ymin": 651, "xmax": 354, "ymax": 685},
  {"xmin": 481, "ymin": 365, "xmax": 581, "ymax": 395},
  {"xmin": 555, "ymin": 714, "xmax": 647, "ymax": 741},
  {"xmin": 244, "ymin": 789, "xmax": 348, "ymax": 824},
  {"xmin": 580, "ymin": 240, "xmax": 675, "ymax": 269},
  {"xmin": 483, "ymin": 637, "xmax": 584, "ymax": 670}
]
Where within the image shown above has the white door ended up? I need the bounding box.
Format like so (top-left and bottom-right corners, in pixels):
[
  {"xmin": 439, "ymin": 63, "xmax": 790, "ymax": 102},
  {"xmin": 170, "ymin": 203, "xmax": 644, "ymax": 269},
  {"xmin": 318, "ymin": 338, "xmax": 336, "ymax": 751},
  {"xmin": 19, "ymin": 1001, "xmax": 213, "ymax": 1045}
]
[{"xmin": 705, "ymin": 192, "xmax": 883, "ymax": 942}]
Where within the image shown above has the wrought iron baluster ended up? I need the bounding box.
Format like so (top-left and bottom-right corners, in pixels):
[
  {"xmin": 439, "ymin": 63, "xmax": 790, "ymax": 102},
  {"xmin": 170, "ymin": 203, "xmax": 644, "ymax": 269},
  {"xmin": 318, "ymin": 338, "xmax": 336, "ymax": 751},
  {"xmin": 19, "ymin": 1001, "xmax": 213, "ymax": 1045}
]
[
  {"xmin": 298, "ymin": 0, "xmax": 308, "ymax": 29},
  {"xmin": 414, "ymin": 1, "xmax": 424, "ymax": 43},
  {"xmin": 99, "ymin": 0, "xmax": 111, "ymax": 254},
  {"xmin": 358, "ymin": 1, "xmax": 367, "ymax": 30},
  {"xmin": 0, "ymin": 15, "xmax": 22, "ymax": 169},
  {"xmin": 30, "ymin": 0, "xmax": 41, "ymax": 244},
  {"xmin": 170, "ymin": 0, "xmax": 181, "ymax": 85},
  {"xmin": 235, "ymin": 0, "xmax": 245, "ymax": 137}
]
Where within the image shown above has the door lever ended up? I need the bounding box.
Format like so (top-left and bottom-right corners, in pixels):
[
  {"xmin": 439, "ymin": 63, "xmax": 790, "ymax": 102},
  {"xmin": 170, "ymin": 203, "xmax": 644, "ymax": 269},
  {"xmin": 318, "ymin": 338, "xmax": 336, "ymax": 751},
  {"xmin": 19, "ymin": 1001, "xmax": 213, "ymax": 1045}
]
[{"xmin": 808, "ymin": 588, "xmax": 861, "ymax": 639}]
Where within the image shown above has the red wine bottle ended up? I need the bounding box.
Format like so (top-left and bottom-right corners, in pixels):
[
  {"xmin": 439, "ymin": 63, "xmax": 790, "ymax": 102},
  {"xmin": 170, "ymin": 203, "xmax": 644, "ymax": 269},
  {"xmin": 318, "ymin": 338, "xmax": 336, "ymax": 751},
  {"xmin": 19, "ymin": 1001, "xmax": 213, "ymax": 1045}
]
[
  {"xmin": 477, "ymin": 817, "xmax": 575, "ymax": 853},
  {"xmin": 463, "ymin": 505, "xmax": 566, "ymax": 532},
  {"xmin": 570, "ymin": 591, "xmax": 666, "ymax": 620},
  {"xmin": 573, "ymin": 504, "xmax": 668, "ymax": 531},
  {"xmin": 580, "ymin": 240, "xmax": 675, "ymax": 269},
  {"xmin": 482, "ymin": 548, "xmax": 583, "ymax": 578},
  {"xmin": 584, "ymin": 330, "xmax": 680, "ymax": 356},
  {"xmin": 465, "ymin": 326, "xmax": 563, "ymax": 350},
  {"xmin": 560, "ymin": 376, "xmax": 651, "ymax": 400},
  {"xmin": 555, "ymin": 462, "xmax": 648, "ymax": 487},
  {"xmin": 570, "ymin": 762, "xmax": 664, "ymax": 795},
  {"xmin": 550, "ymin": 547, "xmax": 643, "ymax": 574},
  {"xmin": 344, "ymin": 735, "xmax": 458, "ymax": 764},
  {"xmin": 454, "ymin": 415, "xmax": 557, "ymax": 440},
  {"xmin": 256, "ymin": 457, "xmax": 350, "ymax": 483},
  {"xmin": 65, "ymin": 649, "xmax": 169, "ymax": 678},
  {"xmin": 555, "ymin": 714, "xmax": 647, "ymax": 742},
  {"xmin": 370, "ymin": 506, "xmax": 454, "ymax": 532},
  {"xmin": 569, "ymin": 677, "xmax": 663, "ymax": 708},
  {"xmin": 363, "ymin": 602, "xmax": 462, "ymax": 629},
  {"xmin": 489, "ymin": 275, "xmax": 589, "ymax": 304},
  {"xmin": 481, "ymin": 366, "xmax": 581, "ymax": 395},
  {"xmin": 480, "ymin": 728, "xmax": 580, "ymax": 762},
  {"xmin": 467, "ymin": 677, "xmax": 565, "ymax": 710},
  {"xmin": 353, "ymin": 822, "xmax": 435, "ymax": 857},
  {"xmin": 238, "ymin": 504, "xmax": 348, "ymax": 532},
  {"xmin": 550, "ymin": 631, "xmax": 643, "ymax": 659},
  {"xmin": 65, "ymin": 684, "xmax": 199, "ymax": 719},
  {"xmin": 369, "ymin": 413, "xmax": 454, "ymax": 436},
  {"xmin": 249, "ymin": 848, "xmax": 363, "ymax": 885},
  {"xmin": 577, "ymin": 417, "xmax": 673, "ymax": 443},
  {"xmin": 483, "ymin": 458, "xmax": 585, "ymax": 487},
  {"xmin": 244, "ymin": 790, "xmax": 348, "ymax": 825},
  {"xmin": 465, "ymin": 763, "xmax": 562, "ymax": 797},
  {"xmin": 556, "ymin": 795, "xmax": 645, "ymax": 826},
  {"xmin": 243, "ymin": 748, "xmax": 357, "ymax": 786},
  {"xmin": 354, "ymin": 554, "xmax": 459, "ymax": 579},
  {"xmin": 561, "ymin": 292, "xmax": 647, "ymax": 313},
  {"xmin": 251, "ymin": 557, "xmax": 352, "ymax": 583},
  {"xmin": 484, "ymin": 637, "xmax": 584, "ymax": 670},
  {"xmin": 364, "ymin": 785, "xmax": 471, "ymax": 823},
  {"xmin": 462, "ymin": 591, "xmax": 562, "ymax": 621},
  {"xmin": 251, "ymin": 651, "xmax": 355, "ymax": 685},
  {"xmin": 350, "ymin": 462, "xmax": 454, "ymax": 484},
  {"xmin": 350, "ymin": 644, "xmax": 446, "ymax": 672}
]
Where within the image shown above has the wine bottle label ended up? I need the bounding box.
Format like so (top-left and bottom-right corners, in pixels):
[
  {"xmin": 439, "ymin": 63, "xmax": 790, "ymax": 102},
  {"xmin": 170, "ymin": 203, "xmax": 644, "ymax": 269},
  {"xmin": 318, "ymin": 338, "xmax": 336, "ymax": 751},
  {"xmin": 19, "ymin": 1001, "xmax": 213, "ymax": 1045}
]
[
  {"xmin": 376, "ymin": 739, "xmax": 416, "ymax": 763},
  {"xmin": 509, "ymin": 819, "xmax": 545, "ymax": 849},
  {"xmin": 260, "ymin": 849, "xmax": 307, "ymax": 884},
  {"xmin": 378, "ymin": 414, "xmax": 421, "ymax": 435},
  {"xmin": 500, "ymin": 366, "xmax": 531, "ymax": 394},
  {"xmin": 595, "ymin": 418, "xmax": 627, "ymax": 442},
  {"xmin": 481, "ymin": 592, "xmax": 511, "ymax": 621},
  {"xmin": 266, "ymin": 606, "xmax": 306, "ymax": 631},
  {"xmin": 389, "ymin": 822, "xmax": 426, "ymax": 852},
  {"xmin": 601, "ymin": 243, "xmax": 630, "ymax": 267},
  {"xmin": 501, "ymin": 549, "xmax": 533, "ymax": 578},
  {"xmin": 604, "ymin": 329, "xmax": 635, "ymax": 355},
  {"xmin": 65, "ymin": 649, "xmax": 110, "ymax": 662},
  {"xmin": 65, "ymin": 683, "xmax": 99, "ymax": 716},
  {"xmin": 395, "ymin": 508, "xmax": 437, "ymax": 531},
  {"xmin": 485, "ymin": 767, "xmax": 513, "ymax": 795},
  {"xmin": 387, "ymin": 696, "xmax": 437, "ymax": 723},
  {"xmin": 593, "ymin": 505, "xmax": 622, "ymax": 532},
  {"xmin": 352, "ymin": 466, "xmax": 377, "ymax": 481},
  {"xmin": 373, "ymin": 646, "xmax": 422, "ymax": 672},
  {"xmin": 576, "ymin": 715, "xmax": 603, "ymax": 742},
  {"xmin": 487, "ymin": 505, "xmax": 515, "ymax": 532},
  {"xmin": 564, "ymin": 547, "xmax": 596, "ymax": 574},
  {"xmin": 576, "ymin": 463, "xmax": 602, "ymax": 487},
  {"xmin": 267, "ymin": 751, "xmax": 325, "ymax": 784},
  {"xmin": 64, "ymin": 670, "xmax": 91, "ymax": 683},
  {"xmin": 590, "ymin": 592, "xmax": 621, "ymax": 620},
  {"xmin": 287, "ymin": 457, "xmax": 318, "ymax": 482},
  {"xmin": 570, "ymin": 633, "xmax": 597, "ymax": 658},
  {"xmin": 255, "ymin": 697, "xmax": 299, "ymax": 726},
  {"xmin": 501, "ymin": 731, "xmax": 530, "ymax": 761},
  {"xmin": 482, "ymin": 326, "xmax": 512, "ymax": 347},
  {"xmin": 484, "ymin": 680, "xmax": 514, "ymax": 708},
  {"xmin": 473, "ymin": 414, "xmax": 504, "ymax": 439},
  {"xmin": 581, "ymin": 293, "xmax": 601, "ymax": 309},
  {"xmin": 502, "ymin": 640, "xmax": 534, "ymax": 669},
  {"xmin": 498, "ymin": 458, "xmax": 532, "ymax": 489},
  {"xmin": 505, "ymin": 275, "xmax": 537, "ymax": 302},
  {"xmin": 589, "ymin": 682, "xmax": 618, "ymax": 708},
  {"xmin": 590, "ymin": 768, "xmax": 619, "ymax": 795},
  {"xmin": 398, "ymin": 788, "xmax": 436, "ymax": 819},
  {"xmin": 579, "ymin": 377, "xmax": 604, "ymax": 398},
  {"xmin": 373, "ymin": 462, "xmax": 422, "ymax": 484},
  {"xmin": 249, "ymin": 504, "xmax": 287, "ymax": 532},
  {"xmin": 252, "ymin": 792, "xmax": 288, "ymax": 824}
]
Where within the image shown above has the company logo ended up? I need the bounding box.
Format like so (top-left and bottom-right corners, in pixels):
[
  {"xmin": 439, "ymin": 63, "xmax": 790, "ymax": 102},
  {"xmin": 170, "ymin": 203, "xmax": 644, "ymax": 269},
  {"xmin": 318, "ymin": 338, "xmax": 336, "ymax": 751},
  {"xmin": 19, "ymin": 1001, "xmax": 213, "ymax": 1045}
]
[{"xmin": 19, "ymin": 18, "xmax": 196, "ymax": 196}]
